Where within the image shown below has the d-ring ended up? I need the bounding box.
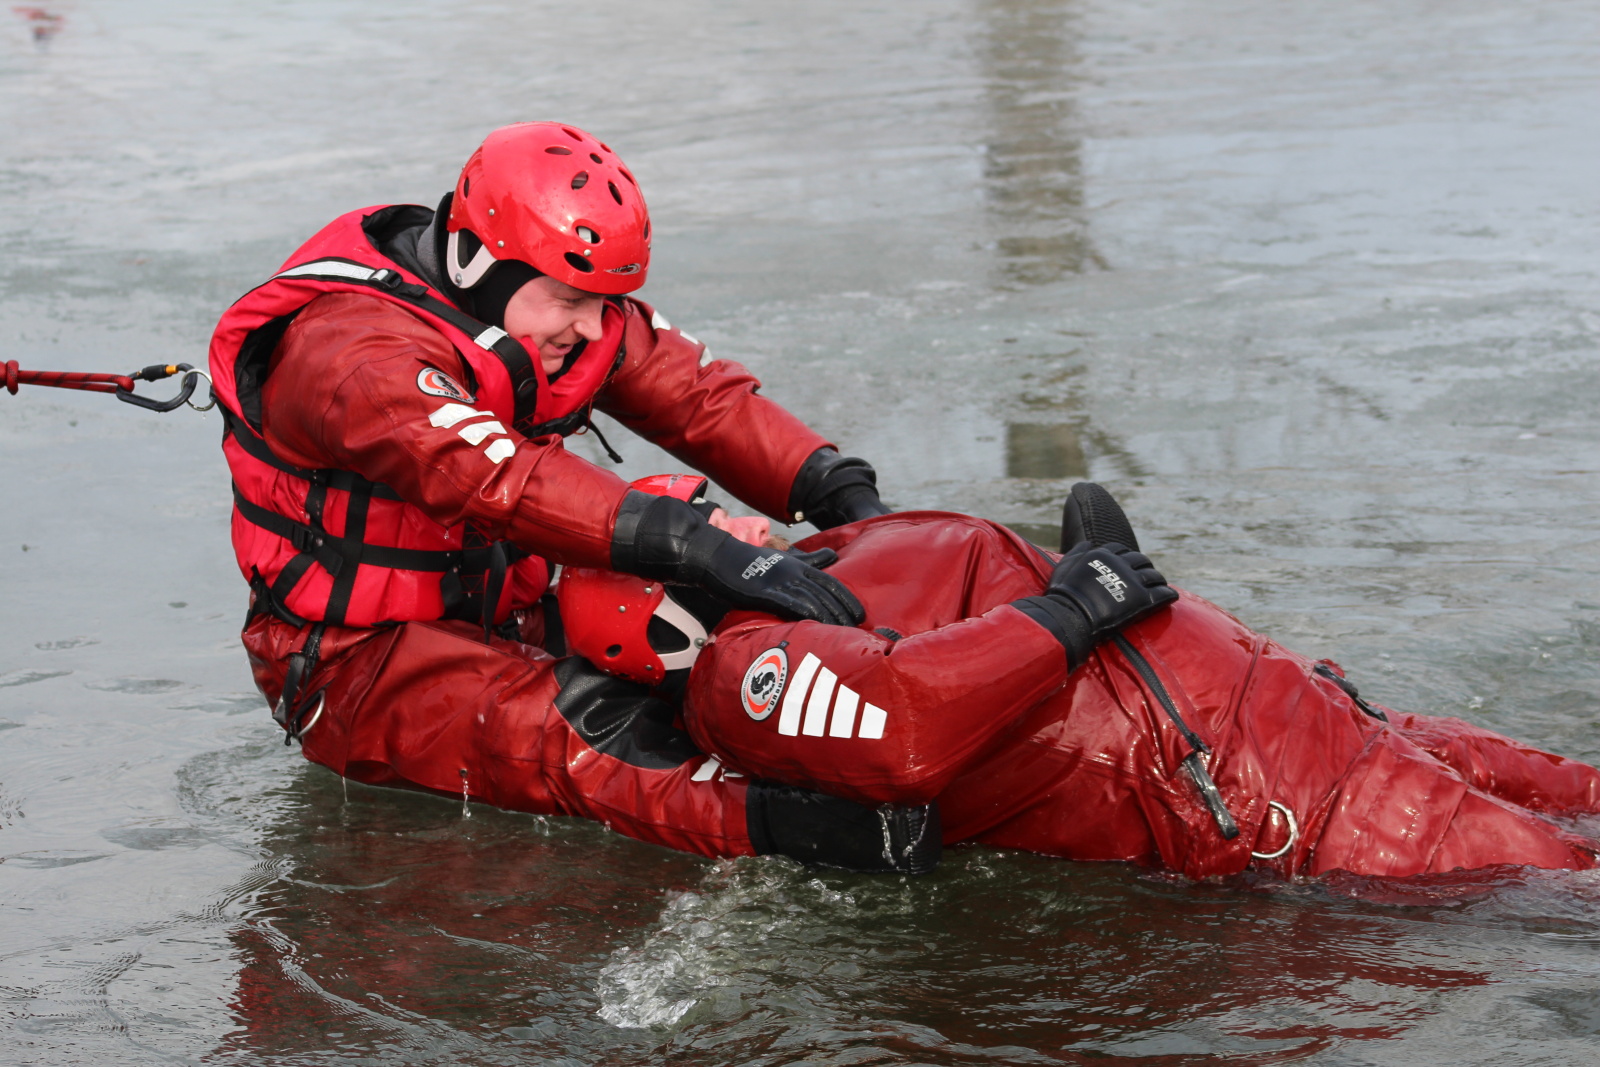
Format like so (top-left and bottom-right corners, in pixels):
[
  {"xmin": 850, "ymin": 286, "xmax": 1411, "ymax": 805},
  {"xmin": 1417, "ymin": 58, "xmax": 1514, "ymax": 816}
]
[
  {"xmin": 292, "ymin": 693, "xmax": 326, "ymax": 740},
  {"xmin": 1251, "ymin": 800, "xmax": 1299, "ymax": 861}
]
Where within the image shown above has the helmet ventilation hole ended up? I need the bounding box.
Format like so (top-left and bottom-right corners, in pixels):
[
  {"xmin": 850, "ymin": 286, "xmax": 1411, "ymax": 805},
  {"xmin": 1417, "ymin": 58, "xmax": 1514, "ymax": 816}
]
[
  {"xmin": 545, "ymin": 146, "xmax": 572, "ymax": 155},
  {"xmin": 589, "ymin": 152, "xmax": 603, "ymax": 164},
  {"xmin": 642, "ymin": 221, "xmax": 651, "ymax": 241},
  {"xmin": 619, "ymin": 168, "xmax": 636, "ymax": 185},
  {"xmin": 571, "ymin": 171, "xmax": 589, "ymax": 190},
  {"xmin": 562, "ymin": 126, "xmax": 583, "ymax": 141},
  {"xmin": 564, "ymin": 252, "xmax": 595, "ymax": 273},
  {"xmin": 607, "ymin": 181, "xmax": 623, "ymax": 205},
  {"xmin": 462, "ymin": 176, "xmax": 470, "ymax": 197},
  {"xmin": 605, "ymin": 644, "xmax": 622, "ymax": 658},
  {"xmin": 576, "ymin": 225, "xmax": 600, "ymax": 243}
]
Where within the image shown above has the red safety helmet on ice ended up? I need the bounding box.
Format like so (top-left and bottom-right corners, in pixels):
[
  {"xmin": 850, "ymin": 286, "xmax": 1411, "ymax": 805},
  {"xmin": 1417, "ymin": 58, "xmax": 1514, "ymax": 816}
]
[
  {"xmin": 446, "ymin": 121, "xmax": 651, "ymax": 296},
  {"xmin": 557, "ymin": 475, "xmax": 714, "ymax": 684}
]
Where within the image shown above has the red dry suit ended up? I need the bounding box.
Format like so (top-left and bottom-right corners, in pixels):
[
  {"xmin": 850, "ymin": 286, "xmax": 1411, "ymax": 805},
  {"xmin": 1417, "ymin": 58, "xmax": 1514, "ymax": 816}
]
[
  {"xmin": 219, "ymin": 203, "xmax": 834, "ymax": 856},
  {"xmin": 688, "ymin": 513, "xmax": 1600, "ymax": 879}
]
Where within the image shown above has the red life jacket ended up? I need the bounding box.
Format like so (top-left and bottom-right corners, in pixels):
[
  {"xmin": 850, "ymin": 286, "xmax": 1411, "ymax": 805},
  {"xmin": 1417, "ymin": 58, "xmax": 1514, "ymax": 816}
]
[{"xmin": 208, "ymin": 204, "xmax": 628, "ymax": 631}]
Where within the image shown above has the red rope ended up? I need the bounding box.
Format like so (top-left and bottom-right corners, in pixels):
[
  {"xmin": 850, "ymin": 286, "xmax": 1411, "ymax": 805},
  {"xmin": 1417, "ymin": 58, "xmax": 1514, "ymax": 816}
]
[{"xmin": 3, "ymin": 360, "xmax": 135, "ymax": 395}]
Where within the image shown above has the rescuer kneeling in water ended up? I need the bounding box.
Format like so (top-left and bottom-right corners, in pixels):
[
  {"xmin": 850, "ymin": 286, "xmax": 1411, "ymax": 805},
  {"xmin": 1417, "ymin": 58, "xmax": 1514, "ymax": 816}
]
[
  {"xmin": 556, "ymin": 481, "xmax": 1600, "ymax": 880},
  {"xmin": 208, "ymin": 123, "xmax": 951, "ymax": 871}
]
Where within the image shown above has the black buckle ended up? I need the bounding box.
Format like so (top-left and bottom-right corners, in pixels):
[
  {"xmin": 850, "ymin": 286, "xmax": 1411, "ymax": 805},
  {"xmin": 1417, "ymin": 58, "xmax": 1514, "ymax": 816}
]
[
  {"xmin": 288, "ymin": 525, "xmax": 320, "ymax": 553},
  {"xmin": 369, "ymin": 267, "xmax": 427, "ymax": 299}
]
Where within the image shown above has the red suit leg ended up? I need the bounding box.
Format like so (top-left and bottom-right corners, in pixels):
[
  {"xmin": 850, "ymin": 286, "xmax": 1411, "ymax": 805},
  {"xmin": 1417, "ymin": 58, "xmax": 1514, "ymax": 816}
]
[
  {"xmin": 242, "ymin": 615, "xmax": 755, "ymax": 860},
  {"xmin": 1383, "ymin": 709, "xmax": 1600, "ymax": 815},
  {"xmin": 1307, "ymin": 729, "xmax": 1597, "ymax": 877}
]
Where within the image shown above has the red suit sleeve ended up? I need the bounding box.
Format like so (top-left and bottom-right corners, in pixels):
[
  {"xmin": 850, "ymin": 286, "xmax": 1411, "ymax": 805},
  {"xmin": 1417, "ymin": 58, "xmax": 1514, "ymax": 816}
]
[
  {"xmin": 685, "ymin": 603, "xmax": 1069, "ymax": 807},
  {"xmin": 260, "ymin": 293, "xmax": 629, "ymax": 567},
  {"xmin": 595, "ymin": 301, "xmax": 833, "ymax": 521}
]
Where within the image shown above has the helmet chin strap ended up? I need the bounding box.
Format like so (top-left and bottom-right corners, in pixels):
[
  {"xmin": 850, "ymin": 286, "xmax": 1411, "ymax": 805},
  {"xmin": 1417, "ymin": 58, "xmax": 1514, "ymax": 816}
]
[
  {"xmin": 446, "ymin": 228, "xmax": 499, "ymax": 289},
  {"xmin": 653, "ymin": 592, "xmax": 709, "ymax": 672}
]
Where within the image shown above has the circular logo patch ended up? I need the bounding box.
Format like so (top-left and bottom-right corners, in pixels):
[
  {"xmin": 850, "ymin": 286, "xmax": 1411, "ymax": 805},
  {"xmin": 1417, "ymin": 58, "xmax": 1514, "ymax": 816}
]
[
  {"xmin": 740, "ymin": 647, "xmax": 788, "ymax": 721},
  {"xmin": 416, "ymin": 367, "xmax": 475, "ymax": 403}
]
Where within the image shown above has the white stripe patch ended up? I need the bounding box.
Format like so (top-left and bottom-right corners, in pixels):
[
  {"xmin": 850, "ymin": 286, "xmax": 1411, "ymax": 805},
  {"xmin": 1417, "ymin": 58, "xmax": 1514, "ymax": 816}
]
[
  {"xmin": 698, "ymin": 348, "xmax": 714, "ymax": 368},
  {"xmin": 858, "ymin": 702, "xmax": 887, "ymax": 739},
  {"xmin": 801, "ymin": 666, "xmax": 836, "ymax": 736},
  {"xmin": 428, "ymin": 403, "xmax": 482, "ymax": 428},
  {"xmin": 474, "ymin": 325, "xmax": 508, "ymax": 350},
  {"xmin": 691, "ymin": 756, "xmax": 722, "ymax": 782},
  {"xmin": 777, "ymin": 652, "xmax": 822, "ymax": 736},
  {"xmin": 829, "ymin": 686, "xmax": 859, "ymax": 738},
  {"xmin": 458, "ymin": 420, "xmax": 506, "ymax": 446},
  {"xmin": 483, "ymin": 439, "xmax": 516, "ymax": 464},
  {"xmin": 771, "ymin": 652, "xmax": 885, "ymax": 741},
  {"xmin": 651, "ymin": 309, "xmax": 671, "ymax": 332}
]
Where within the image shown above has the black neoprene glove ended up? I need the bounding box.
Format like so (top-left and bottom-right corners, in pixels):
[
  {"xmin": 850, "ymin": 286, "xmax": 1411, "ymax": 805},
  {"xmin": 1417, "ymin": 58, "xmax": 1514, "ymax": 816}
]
[
  {"xmin": 612, "ymin": 491, "xmax": 864, "ymax": 626},
  {"xmin": 1012, "ymin": 541, "xmax": 1179, "ymax": 670},
  {"xmin": 787, "ymin": 447, "xmax": 892, "ymax": 530}
]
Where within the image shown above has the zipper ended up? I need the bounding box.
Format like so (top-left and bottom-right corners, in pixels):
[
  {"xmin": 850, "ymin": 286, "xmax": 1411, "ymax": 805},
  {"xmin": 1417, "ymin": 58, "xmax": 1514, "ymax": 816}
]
[{"xmin": 1112, "ymin": 634, "xmax": 1239, "ymax": 840}]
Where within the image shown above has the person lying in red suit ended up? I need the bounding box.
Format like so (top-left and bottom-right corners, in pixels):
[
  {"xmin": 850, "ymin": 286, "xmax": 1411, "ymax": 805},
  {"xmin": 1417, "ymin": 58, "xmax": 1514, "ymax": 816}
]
[{"xmin": 558, "ymin": 479, "xmax": 1600, "ymax": 880}]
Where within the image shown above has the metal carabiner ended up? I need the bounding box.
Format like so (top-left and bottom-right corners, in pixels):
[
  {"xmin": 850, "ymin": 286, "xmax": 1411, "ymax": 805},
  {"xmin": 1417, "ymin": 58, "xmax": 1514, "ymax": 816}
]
[{"xmin": 114, "ymin": 363, "xmax": 216, "ymax": 413}]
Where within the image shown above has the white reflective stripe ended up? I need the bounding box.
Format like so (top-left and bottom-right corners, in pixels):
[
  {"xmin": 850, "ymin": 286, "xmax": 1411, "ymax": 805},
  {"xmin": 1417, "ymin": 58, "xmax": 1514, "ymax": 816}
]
[
  {"xmin": 691, "ymin": 757, "xmax": 721, "ymax": 782},
  {"xmin": 651, "ymin": 309, "xmax": 671, "ymax": 331},
  {"xmin": 458, "ymin": 420, "xmax": 506, "ymax": 445},
  {"xmin": 484, "ymin": 439, "xmax": 516, "ymax": 464},
  {"xmin": 680, "ymin": 331, "xmax": 699, "ymax": 346},
  {"xmin": 858, "ymin": 702, "xmax": 887, "ymax": 740},
  {"xmin": 429, "ymin": 403, "xmax": 482, "ymax": 428},
  {"xmin": 699, "ymin": 348, "xmax": 713, "ymax": 368},
  {"xmin": 829, "ymin": 685, "xmax": 860, "ymax": 738},
  {"xmin": 276, "ymin": 260, "xmax": 377, "ymax": 282},
  {"xmin": 801, "ymin": 667, "xmax": 836, "ymax": 736},
  {"xmin": 777, "ymin": 653, "xmax": 822, "ymax": 736},
  {"xmin": 474, "ymin": 325, "xmax": 508, "ymax": 349}
]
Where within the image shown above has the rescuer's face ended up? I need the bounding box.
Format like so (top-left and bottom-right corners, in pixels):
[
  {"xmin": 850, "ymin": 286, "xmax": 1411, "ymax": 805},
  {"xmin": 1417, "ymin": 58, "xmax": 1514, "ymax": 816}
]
[{"xmin": 502, "ymin": 275, "xmax": 606, "ymax": 376}]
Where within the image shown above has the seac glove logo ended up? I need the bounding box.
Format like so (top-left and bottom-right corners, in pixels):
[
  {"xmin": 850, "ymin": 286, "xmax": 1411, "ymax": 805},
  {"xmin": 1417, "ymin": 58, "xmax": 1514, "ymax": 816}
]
[
  {"xmin": 740, "ymin": 553, "xmax": 784, "ymax": 581},
  {"xmin": 416, "ymin": 367, "xmax": 475, "ymax": 404},
  {"xmin": 740, "ymin": 647, "xmax": 788, "ymax": 721},
  {"xmin": 1088, "ymin": 559, "xmax": 1128, "ymax": 603}
]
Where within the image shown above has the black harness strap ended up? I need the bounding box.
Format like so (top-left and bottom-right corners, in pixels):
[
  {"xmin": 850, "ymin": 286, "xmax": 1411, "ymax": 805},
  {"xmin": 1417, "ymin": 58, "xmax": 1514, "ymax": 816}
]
[
  {"xmin": 325, "ymin": 477, "xmax": 370, "ymax": 627},
  {"xmin": 272, "ymin": 621, "xmax": 326, "ymax": 746}
]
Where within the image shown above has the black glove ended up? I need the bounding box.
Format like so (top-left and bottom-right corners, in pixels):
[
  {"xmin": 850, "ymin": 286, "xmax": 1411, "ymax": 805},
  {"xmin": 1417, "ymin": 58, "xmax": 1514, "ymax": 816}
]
[
  {"xmin": 746, "ymin": 780, "xmax": 941, "ymax": 875},
  {"xmin": 1012, "ymin": 541, "xmax": 1178, "ymax": 670},
  {"xmin": 612, "ymin": 491, "xmax": 864, "ymax": 626},
  {"xmin": 787, "ymin": 447, "xmax": 892, "ymax": 530}
]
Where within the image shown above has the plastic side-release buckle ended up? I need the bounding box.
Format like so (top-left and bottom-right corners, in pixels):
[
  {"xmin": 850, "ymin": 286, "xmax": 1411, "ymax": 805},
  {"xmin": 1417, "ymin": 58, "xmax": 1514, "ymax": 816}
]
[{"xmin": 368, "ymin": 267, "xmax": 428, "ymax": 299}]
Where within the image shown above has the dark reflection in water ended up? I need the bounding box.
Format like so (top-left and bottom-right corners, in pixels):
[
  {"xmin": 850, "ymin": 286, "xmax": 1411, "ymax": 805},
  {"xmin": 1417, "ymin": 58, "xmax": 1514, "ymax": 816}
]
[
  {"xmin": 208, "ymin": 756, "xmax": 1511, "ymax": 1065},
  {"xmin": 1005, "ymin": 422, "xmax": 1087, "ymax": 480},
  {"xmin": 978, "ymin": 0, "xmax": 1106, "ymax": 285}
]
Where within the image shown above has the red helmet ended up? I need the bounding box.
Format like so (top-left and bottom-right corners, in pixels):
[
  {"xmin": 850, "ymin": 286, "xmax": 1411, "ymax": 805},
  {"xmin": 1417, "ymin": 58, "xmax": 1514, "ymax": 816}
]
[
  {"xmin": 557, "ymin": 475, "xmax": 712, "ymax": 684},
  {"xmin": 446, "ymin": 122, "xmax": 650, "ymax": 296}
]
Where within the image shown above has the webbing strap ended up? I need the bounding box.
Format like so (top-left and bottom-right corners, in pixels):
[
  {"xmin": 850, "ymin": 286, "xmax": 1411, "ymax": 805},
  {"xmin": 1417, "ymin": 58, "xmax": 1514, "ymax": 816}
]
[{"xmin": 232, "ymin": 486, "xmax": 475, "ymax": 573}]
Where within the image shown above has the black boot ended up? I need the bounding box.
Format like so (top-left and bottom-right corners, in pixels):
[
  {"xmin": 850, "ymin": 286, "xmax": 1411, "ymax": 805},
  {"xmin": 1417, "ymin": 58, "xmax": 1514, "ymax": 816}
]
[{"xmin": 1060, "ymin": 481, "xmax": 1140, "ymax": 552}]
